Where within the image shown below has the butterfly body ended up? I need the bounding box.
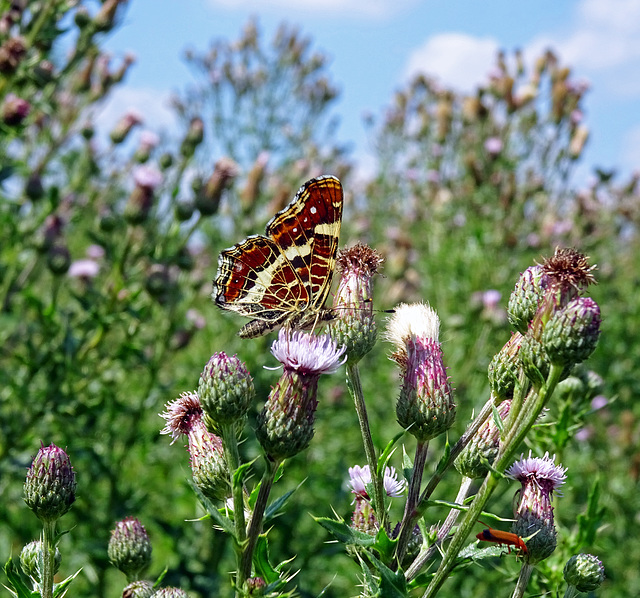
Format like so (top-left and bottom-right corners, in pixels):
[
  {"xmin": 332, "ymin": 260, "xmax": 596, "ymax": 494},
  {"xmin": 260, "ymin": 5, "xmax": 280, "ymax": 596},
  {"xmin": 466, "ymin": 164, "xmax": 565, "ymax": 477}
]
[{"xmin": 213, "ymin": 175, "xmax": 343, "ymax": 338}]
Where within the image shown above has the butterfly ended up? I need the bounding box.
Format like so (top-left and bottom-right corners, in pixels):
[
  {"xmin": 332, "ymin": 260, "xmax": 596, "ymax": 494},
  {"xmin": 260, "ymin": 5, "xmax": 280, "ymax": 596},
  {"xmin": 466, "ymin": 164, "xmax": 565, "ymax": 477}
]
[{"xmin": 212, "ymin": 175, "xmax": 344, "ymax": 338}]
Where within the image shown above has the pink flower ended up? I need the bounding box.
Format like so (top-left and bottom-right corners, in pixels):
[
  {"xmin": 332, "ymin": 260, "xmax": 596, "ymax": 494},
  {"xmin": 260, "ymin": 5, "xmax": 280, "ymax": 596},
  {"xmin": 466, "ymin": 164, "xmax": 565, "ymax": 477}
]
[
  {"xmin": 484, "ymin": 137, "xmax": 503, "ymax": 156},
  {"xmin": 348, "ymin": 464, "xmax": 405, "ymax": 498},
  {"xmin": 133, "ymin": 164, "xmax": 163, "ymax": 190},
  {"xmin": 271, "ymin": 329, "xmax": 346, "ymax": 376},
  {"xmin": 68, "ymin": 259, "xmax": 100, "ymax": 278}
]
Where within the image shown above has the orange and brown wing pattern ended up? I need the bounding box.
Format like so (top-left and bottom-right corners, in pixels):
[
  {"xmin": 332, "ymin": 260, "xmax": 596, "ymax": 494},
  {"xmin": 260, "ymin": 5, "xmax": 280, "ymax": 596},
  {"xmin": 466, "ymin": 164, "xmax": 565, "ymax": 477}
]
[{"xmin": 213, "ymin": 175, "xmax": 344, "ymax": 338}]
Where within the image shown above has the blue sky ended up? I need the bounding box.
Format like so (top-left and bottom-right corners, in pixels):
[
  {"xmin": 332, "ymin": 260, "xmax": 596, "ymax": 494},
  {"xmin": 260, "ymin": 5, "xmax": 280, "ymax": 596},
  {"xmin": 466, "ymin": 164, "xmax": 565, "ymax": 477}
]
[{"xmin": 103, "ymin": 0, "xmax": 640, "ymax": 184}]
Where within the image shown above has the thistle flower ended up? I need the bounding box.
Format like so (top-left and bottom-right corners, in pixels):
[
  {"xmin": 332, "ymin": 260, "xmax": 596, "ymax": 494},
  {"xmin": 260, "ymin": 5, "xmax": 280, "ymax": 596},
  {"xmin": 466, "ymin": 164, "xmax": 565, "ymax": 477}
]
[
  {"xmin": 2, "ymin": 93, "xmax": 30, "ymax": 125},
  {"xmin": 24, "ymin": 444, "xmax": 76, "ymax": 523},
  {"xmin": 256, "ymin": 330, "xmax": 346, "ymax": 460},
  {"xmin": 124, "ymin": 165, "xmax": 163, "ymax": 224},
  {"xmin": 348, "ymin": 464, "xmax": 406, "ymax": 499},
  {"xmin": 160, "ymin": 392, "xmax": 230, "ymax": 501},
  {"xmin": 68, "ymin": 258, "xmax": 100, "ymax": 279},
  {"xmin": 455, "ymin": 399, "xmax": 511, "ymax": 479},
  {"xmin": 123, "ymin": 580, "xmax": 155, "ymax": 598},
  {"xmin": 506, "ymin": 452, "xmax": 567, "ymax": 564},
  {"xmin": 329, "ymin": 244, "xmax": 383, "ymax": 363},
  {"xmin": 110, "ymin": 109, "xmax": 143, "ymax": 144},
  {"xmin": 386, "ymin": 303, "xmax": 455, "ymax": 442},
  {"xmin": 108, "ymin": 517, "xmax": 152, "ymax": 579},
  {"xmin": 198, "ymin": 352, "xmax": 254, "ymax": 427},
  {"xmin": 151, "ymin": 588, "xmax": 189, "ymax": 598},
  {"xmin": 563, "ymin": 553, "xmax": 605, "ymax": 592}
]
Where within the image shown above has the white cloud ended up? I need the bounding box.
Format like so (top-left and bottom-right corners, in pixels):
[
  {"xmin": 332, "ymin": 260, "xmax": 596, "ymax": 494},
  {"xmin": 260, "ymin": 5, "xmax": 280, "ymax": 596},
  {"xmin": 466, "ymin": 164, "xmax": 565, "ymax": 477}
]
[
  {"xmin": 402, "ymin": 33, "xmax": 500, "ymax": 93},
  {"xmin": 526, "ymin": 0, "xmax": 640, "ymax": 97},
  {"xmin": 207, "ymin": 0, "xmax": 416, "ymax": 19}
]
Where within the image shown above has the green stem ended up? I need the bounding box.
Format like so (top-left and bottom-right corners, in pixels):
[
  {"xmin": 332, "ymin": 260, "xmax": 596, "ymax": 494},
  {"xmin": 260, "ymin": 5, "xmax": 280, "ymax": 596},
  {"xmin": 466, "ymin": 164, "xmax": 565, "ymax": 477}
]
[
  {"xmin": 240, "ymin": 457, "xmax": 280, "ymax": 581},
  {"xmin": 41, "ymin": 520, "xmax": 56, "ymax": 598},
  {"xmin": 421, "ymin": 364, "xmax": 564, "ymax": 597},
  {"xmin": 220, "ymin": 423, "xmax": 247, "ymax": 594},
  {"xmin": 346, "ymin": 362, "xmax": 386, "ymax": 528},
  {"xmin": 511, "ymin": 563, "xmax": 534, "ymax": 598}
]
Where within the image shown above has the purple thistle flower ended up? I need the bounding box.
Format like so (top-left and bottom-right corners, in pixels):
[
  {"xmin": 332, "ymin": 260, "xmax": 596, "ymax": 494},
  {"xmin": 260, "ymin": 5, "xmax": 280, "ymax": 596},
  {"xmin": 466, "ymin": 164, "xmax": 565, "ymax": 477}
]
[
  {"xmin": 506, "ymin": 451, "xmax": 567, "ymax": 563},
  {"xmin": 271, "ymin": 329, "xmax": 346, "ymax": 375},
  {"xmin": 348, "ymin": 464, "xmax": 405, "ymax": 499},
  {"xmin": 68, "ymin": 258, "xmax": 100, "ymax": 279}
]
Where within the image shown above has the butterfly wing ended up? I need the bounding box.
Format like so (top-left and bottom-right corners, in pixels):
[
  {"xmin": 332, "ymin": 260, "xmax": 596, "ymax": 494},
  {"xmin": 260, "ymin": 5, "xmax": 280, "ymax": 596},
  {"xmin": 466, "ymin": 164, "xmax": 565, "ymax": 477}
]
[
  {"xmin": 213, "ymin": 175, "xmax": 343, "ymax": 337},
  {"xmin": 265, "ymin": 175, "xmax": 343, "ymax": 311}
]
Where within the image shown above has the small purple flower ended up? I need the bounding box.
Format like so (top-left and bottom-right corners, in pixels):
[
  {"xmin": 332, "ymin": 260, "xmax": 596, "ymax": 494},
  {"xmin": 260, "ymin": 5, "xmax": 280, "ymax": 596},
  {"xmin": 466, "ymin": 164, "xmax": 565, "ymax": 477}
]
[
  {"xmin": 271, "ymin": 329, "xmax": 346, "ymax": 376},
  {"xmin": 86, "ymin": 244, "xmax": 105, "ymax": 260},
  {"xmin": 591, "ymin": 395, "xmax": 608, "ymax": 410},
  {"xmin": 484, "ymin": 137, "xmax": 503, "ymax": 156},
  {"xmin": 506, "ymin": 451, "xmax": 567, "ymax": 493},
  {"xmin": 68, "ymin": 258, "xmax": 100, "ymax": 279},
  {"xmin": 482, "ymin": 289, "xmax": 502, "ymax": 310},
  {"xmin": 139, "ymin": 130, "xmax": 160, "ymax": 150}
]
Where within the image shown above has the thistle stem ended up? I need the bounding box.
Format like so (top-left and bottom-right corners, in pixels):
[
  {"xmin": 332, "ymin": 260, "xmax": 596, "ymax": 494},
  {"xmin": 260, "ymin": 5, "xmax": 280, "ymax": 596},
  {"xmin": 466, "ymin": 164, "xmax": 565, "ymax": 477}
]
[
  {"xmin": 41, "ymin": 520, "xmax": 56, "ymax": 598},
  {"xmin": 346, "ymin": 362, "xmax": 386, "ymax": 529},
  {"xmin": 511, "ymin": 563, "xmax": 534, "ymax": 598}
]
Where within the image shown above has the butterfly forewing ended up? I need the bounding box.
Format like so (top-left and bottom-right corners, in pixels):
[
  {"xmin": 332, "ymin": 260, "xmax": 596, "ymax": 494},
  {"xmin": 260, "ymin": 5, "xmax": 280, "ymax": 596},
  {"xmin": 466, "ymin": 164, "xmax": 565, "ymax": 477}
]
[{"xmin": 213, "ymin": 175, "xmax": 344, "ymax": 337}]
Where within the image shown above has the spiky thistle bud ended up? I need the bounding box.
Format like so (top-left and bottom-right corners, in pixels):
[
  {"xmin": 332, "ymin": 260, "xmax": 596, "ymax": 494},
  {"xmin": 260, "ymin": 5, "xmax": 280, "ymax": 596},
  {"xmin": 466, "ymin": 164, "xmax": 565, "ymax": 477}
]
[
  {"xmin": 455, "ymin": 399, "xmax": 511, "ymax": 479},
  {"xmin": 256, "ymin": 330, "xmax": 346, "ymax": 460},
  {"xmin": 386, "ymin": 303, "xmax": 455, "ymax": 442},
  {"xmin": 198, "ymin": 353, "xmax": 254, "ymax": 428},
  {"xmin": 246, "ymin": 576, "xmax": 267, "ymax": 596},
  {"xmin": 151, "ymin": 588, "xmax": 189, "ymax": 598},
  {"xmin": 488, "ymin": 333, "xmax": 523, "ymax": 400},
  {"xmin": 123, "ymin": 580, "xmax": 155, "ymax": 598},
  {"xmin": 329, "ymin": 244, "xmax": 383, "ymax": 364},
  {"xmin": 108, "ymin": 517, "xmax": 152, "ymax": 580},
  {"xmin": 541, "ymin": 296, "xmax": 601, "ymax": 367},
  {"xmin": 563, "ymin": 553, "xmax": 605, "ymax": 592},
  {"xmin": 110, "ymin": 110, "xmax": 142, "ymax": 144},
  {"xmin": 160, "ymin": 392, "xmax": 230, "ymax": 501},
  {"xmin": 507, "ymin": 266, "xmax": 548, "ymax": 334},
  {"xmin": 506, "ymin": 452, "xmax": 567, "ymax": 564},
  {"xmin": 180, "ymin": 117, "xmax": 204, "ymax": 158},
  {"xmin": 24, "ymin": 444, "xmax": 76, "ymax": 523},
  {"xmin": 20, "ymin": 540, "xmax": 61, "ymax": 581}
]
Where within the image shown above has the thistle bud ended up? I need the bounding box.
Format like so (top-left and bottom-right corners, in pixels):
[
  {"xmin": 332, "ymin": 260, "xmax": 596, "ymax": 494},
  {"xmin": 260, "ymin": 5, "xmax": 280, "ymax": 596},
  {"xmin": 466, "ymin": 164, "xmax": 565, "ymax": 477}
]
[
  {"xmin": 110, "ymin": 110, "xmax": 142, "ymax": 144},
  {"xmin": 256, "ymin": 330, "xmax": 346, "ymax": 460},
  {"xmin": 24, "ymin": 444, "xmax": 76, "ymax": 523},
  {"xmin": 196, "ymin": 157, "xmax": 239, "ymax": 216},
  {"xmin": 329, "ymin": 244, "xmax": 383, "ymax": 364},
  {"xmin": 180, "ymin": 117, "xmax": 204, "ymax": 158},
  {"xmin": 541, "ymin": 296, "xmax": 601, "ymax": 367},
  {"xmin": 507, "ymin": 266, "xmax": 548, "ymax": 334},
  {"xmin": 569, "ymin": 125, "xmax": 589, "ymax": 159},
  {"xmin": 94, "ymin": 0, "xmax": 125, "ymax": 32},
  {"xmin": 123, "ymin": 580, "xmax": 155, "ymax": 598},
  {"xmin": 506, "ymin": 452, "xmax": 567, "ymax": 564},
  {"xmin": 246, "ymin": 577, "xmax": 267, "ymax": 596},
  {"xmin": 108, "ymin": 517, "xmax": 152, "ymax": 579},
  {"xmin": 563, "ymin": 553, "xmax": 605, "ymax": 592},
  {"xmin": 125, "ymin": 165, "xmax": 163, "ymax": 225},
  {"xmin": 386, "ymin": 303, "xmax": 455, "ymax": 442},
  {"xmin": 175, "ymin": 199, "xmax": 195, "ymax": 222},
  {"xmin": 240, "ymin": 152, "xmax": 269, "ymax": 211},
  {"xmin": 20, "ymin": 540, "xmax": 61, "ymax": 580},
  {"xmin": 488, "ymin": 333, "xmax": 523, "ymax": 400},
  {"xmin": 160, "ymin": 392, "xmax": 230, "ymax": 501},
  {"xmin": 2, "ymin": 93, "xmax": 30, "ymax": 125},
  {"xmin": 47, "ymin": 244, "xmax": 71, "ymax": 275},
  {"xmin": 0, "ymin": 36, "xmax": 26, "ymax": 73},
  {"xmin": 455, "ymin": 399, "xmax": 511, "ymax": 479},
  {"xmin": 198, "ymin": 353, "xmax": 254, "ymax": 427},
  {"xmin": 151, "ymin": 589, "xmax": 188, "ymax": 598}
]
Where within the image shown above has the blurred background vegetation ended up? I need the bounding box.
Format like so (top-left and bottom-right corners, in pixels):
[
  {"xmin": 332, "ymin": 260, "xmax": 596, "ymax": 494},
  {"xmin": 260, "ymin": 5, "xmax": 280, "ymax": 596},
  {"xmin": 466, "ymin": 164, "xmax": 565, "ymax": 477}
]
[{"xmin": 1, "ymin": 2, "xmax": 638, "ymax": 596}]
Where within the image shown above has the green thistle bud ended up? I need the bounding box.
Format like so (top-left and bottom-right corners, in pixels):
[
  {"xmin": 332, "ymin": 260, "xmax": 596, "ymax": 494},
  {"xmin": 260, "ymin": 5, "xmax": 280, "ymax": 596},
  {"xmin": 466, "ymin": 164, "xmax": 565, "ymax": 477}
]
[
  {"xmin": 175, "ymin": 199, "xmax": 195, "ymax": 222},
  {"xmin": 180, "ymin": 117, "xmax": 204, "ymax": 158},
  {"xmin": 110, "ymin": 111, "xmax": 142, "ymax": 145},
  {"xmin": 151, "ymin": 589, "xmax": 189, "ymax": 598},
  {"xmin": 507, "ymin": 266, "xmax": 548, "ymax": 334},
  {"xmin": 488, "ymin": 333, "xmax": 523, "ymax": 400},
  {"xmin": 519, "ymin": 333, "xmax": 550, "ymax": 386},
  {"xmin": 329, "ymin": 243, "xmax": 383, "ymax": 364},
  {"xmin": 563, "ymin": 553, "xmax": 605, "ymax": 592},
  {"xmin": 257, "ymin": 330, "xmax": 345, "ymax": 460},
  {"xmin": 108, "ymin": 517, "xmax": 152, "ymax": 579},
  {"xmin": 507, "ymin": 452, "xmax": 567, "ymax": 564},
  {"xmin": 20, "ymin": 540, "xmax": 61, "ymax": 581},
  {"xmin": 386, "ymin": 303, "xmax": 455, "ymax": 442},
  {"xmin": 198, "ymin": 353, "xmax": 255, "ymax": 426},
  {"xmin": 47, "ymin": 245, "xmax": 71, "ymax": 275},
  {"xmin": 123, "ymin": 580, "xmax": 155, "ymax": 598},
  {"xmin": 160, "ymin": 392, "xmax": 230, "ymax": 501},
  {"xmin": 246, "ymin": 576, "xmax": 267, "ymax": 596},
  {"xmin": 455, "ymin": 400, "xmax": 511, "ymax": 479},
  {"xmin": 541, "ymin": 297, "xmax": 601, "ymax": 367},
  {"xmin": 24, "ymin": 444, "xmax": 76, "ymax": 523}
]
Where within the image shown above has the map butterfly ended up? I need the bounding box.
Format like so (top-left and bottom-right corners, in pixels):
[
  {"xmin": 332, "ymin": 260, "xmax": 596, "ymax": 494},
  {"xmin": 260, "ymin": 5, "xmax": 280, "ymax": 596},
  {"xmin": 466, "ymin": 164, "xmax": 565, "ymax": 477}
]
[{"xmin": 213, "ymin": 175, "xmax": 344, "ymax": 338}]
